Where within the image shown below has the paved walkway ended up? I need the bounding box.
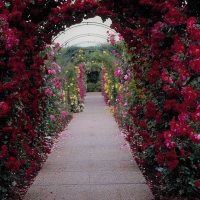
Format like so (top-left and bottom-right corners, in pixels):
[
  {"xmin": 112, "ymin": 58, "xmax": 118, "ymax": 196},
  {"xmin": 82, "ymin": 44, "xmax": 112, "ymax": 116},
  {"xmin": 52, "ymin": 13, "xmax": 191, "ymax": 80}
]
[{"xmin": 23, "ymin": 92, "xmax": 154, "ymax": 200}]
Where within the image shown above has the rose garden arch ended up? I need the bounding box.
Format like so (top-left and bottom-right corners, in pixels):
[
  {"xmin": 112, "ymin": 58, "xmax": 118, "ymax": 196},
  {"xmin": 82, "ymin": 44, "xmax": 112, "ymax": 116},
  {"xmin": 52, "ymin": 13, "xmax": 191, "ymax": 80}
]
[{"xmin": 1, "ymin": 0, "xmax": 200, "ymax": 198}]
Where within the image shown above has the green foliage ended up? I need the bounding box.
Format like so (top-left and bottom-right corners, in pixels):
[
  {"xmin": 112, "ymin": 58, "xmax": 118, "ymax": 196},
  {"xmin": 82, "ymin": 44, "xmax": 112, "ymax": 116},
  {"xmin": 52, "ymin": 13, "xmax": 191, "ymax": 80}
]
[
  {"xmin": 38, "ymin": 45, "xmax": 70, "ymax": 137},
  {"xmin": 87, "ymin": 71, "xmax": 99, "ymax": 83},
  {"xmin": 56, "ymin": 44, "xmax": 116, "ymax": 75},
  {"xmin": 56, "ymin": 44, "xmax": 118, "ymax": 95},
  {"xmin": 86, "ymin": 63, "xmax": 101, "ymax": 73},
  {"xmin": 87, "ymin": 82, "xmax": 101, "ymax": 92}
]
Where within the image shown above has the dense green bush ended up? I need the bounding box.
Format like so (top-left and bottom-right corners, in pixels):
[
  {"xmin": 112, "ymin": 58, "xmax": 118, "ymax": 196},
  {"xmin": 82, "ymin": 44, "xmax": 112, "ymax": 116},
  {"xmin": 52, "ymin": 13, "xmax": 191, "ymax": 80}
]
[{"xmin": 86, "ymin": 82, "xmax": 101, "ymax": 92}]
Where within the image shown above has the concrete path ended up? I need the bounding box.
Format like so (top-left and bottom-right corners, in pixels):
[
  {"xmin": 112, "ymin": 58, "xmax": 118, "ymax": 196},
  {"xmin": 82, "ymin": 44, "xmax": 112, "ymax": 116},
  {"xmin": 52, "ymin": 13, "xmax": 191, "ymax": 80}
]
[{"xmin": 23, "ymin": 92, "xmax": 154, "ymax": 200}]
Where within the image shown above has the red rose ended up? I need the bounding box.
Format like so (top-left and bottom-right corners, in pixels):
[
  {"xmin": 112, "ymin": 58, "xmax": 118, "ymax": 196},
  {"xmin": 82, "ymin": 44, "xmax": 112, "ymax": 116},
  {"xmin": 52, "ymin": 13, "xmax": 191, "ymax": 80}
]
[
  {"xmin": 156, "ymin": 172, "xmax": 162, "ymax": 178},
  {"xmin": 37, "ymin": 0, "xmax": 45, "ymax": 6},
  {"xmin": 30, "ymin": 161, "xmax": 36, "ymax": 171},
  {"xmin": 25, "ymin": 145, "xmax": 32, "ymax": 156},
  {"xmin": 188, "ymin": 43, "xmax": 200, "ymax": 58},
  {"xmin": 139, "ymin": 120, "xmax": 148, "ymax": 130},
  {"xmin": 2, "ymin": 126, "xmax": 12, "ymax": 132},
  {"xmin": 139, "ymin": 131, "xmax": 150, "ymax": 140},
  {"xmin": 147, "ymin": 69, "xmax": 160, "ymax": 84},
  {"xmin": 1, "ymin": 144, "xmax": 8, "ymax": 157},
  {"xmin": 0, "ymin": 102, "xmax": 10, "ymax": 118},
  {"xmin": 155, "ymin": 110, "xmax": 163, "ymax": 124},
  {"xmin": 164, "ymin": 131, "xmax": 172, "ymax": 140},
  {"xmin": 154, "ymin": 141, "xmax": 164, "ymax": 152},
  {"xmin": 145, "ymin": 102, "xmax": 157, "ymax": 118},
  {"xmin": 166, "ymin": 150, "xmax": 179, "ymax": 171},
  {"xmin": 134, "ymin": 156, "xmax": 145, "ymax": 164},
  {"xmin": 156, "ymin": 152, "xmax": 164, "ymax": 165},
  {"xmin": 195, "ymin": 181, "xmax": 200, "ymax": 188},
  {"xmin": 26, "ymin": 169, "xmax": 32, "ymax": 178},
  {"xmin": 166, "ymin": 159, "xmax": 179, "ymax": 171},
  {"xmin": 187, "ymin": 17, "xmax": 196, "ymax": 28},
  {"xmin": 8, "ymin": 11, "xmax": 22, "ymax": 22},
  {"xmin": 20, "ymin": 159, "xmax": 26, "ymax": 165},
  {"xmin": 189, "ymin": 59, "xmax": 200, "ymax": 74},
  {"xmin": 172, "ymin": 38, "xmax": 186, "ymax": 54},
  {"xmin": 164, "ymin": 99, "xmax": 175, "ymax": 111}
]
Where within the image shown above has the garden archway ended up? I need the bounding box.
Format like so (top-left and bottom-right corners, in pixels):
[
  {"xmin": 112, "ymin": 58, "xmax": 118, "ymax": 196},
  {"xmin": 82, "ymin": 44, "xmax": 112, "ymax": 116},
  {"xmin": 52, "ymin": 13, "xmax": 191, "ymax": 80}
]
[
  {"xmin": 60, "ymin": 33, "xmax": 109, "ymax": 47},
  {"xmin": 67, "ymin": 40, "xmax": 102, "ymax": 46},
  {"xmin": 1, "ymin": 0, "xmax": 200, "ymax": 198},
  {"xmin": 53, "ymin": 21, "xmax": 117, "ymax": 42}
]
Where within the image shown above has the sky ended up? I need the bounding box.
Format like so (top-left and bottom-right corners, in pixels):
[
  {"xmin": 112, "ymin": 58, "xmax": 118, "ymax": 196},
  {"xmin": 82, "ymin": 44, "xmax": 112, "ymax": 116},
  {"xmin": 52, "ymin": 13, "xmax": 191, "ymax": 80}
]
[{"xmin": 53, "ymin": 16, "xmax": 117, "ymax": 47}]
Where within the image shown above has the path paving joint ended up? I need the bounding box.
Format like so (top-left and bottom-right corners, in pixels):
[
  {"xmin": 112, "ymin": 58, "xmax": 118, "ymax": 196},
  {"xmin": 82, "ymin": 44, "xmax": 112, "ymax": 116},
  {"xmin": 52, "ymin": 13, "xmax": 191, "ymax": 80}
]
[{"xmin": 23, "ymin": 92, "xmax": 154, "ymax": 200}]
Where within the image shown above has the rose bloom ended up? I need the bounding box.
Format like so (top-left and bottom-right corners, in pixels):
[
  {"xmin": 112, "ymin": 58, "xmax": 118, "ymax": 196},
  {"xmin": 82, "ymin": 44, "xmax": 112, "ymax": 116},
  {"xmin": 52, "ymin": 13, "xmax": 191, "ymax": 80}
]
[
  {"xmin": 195, "ymin": 180, "xmax": 200, "ymax": 188},
  {"xmin": 139, "ymin": 120, "xmax": 148, "ymax": 130},
  {"xmin": 61, "ymin": 111, "xmax": 67, "ymax": 117},
  {"xmin": 50, "ymin": 115, "xmax": 56, "ymax": 120},
  {"xmin": 44, "ymin": 88, "xmax": 53, "ymax": 96},
  {"xmin": 156, "ymin": 152, "xmax": 164, "ymax": 165},
  {"xmin": 145, "ymin": 102, "xmax": 157, "ymax": 118},
  {"xmin": 164, "ymin": 131, "xmax": 172, "ymax": 140},
  {"xmin": 147, "ymin": 69, "xmax": 160, "ymax": 84},
  {"xmin": 166, "ymin": 150, "xmax": 179, "ymax": 171},
  {"xmin": 48, "ymin": 69, "xmax": 56, "ymax": 74},
  {"xmin": 156, "ymin": 172, "xmax": 162, "ymax": 178},
  {"xmin": 187, "ymin": 17, "xmax": 196, "ymax": 28},
  {"xmin": 0, "ymin": 101, "xmax": 10, "ymax": 117},
  {"xmin": 161, "ymin": 70, "xmax": 173, "ymax": 84},
  {"xmin": 8, "ymin": 11, "xmax": 22, "ymax": 22}
]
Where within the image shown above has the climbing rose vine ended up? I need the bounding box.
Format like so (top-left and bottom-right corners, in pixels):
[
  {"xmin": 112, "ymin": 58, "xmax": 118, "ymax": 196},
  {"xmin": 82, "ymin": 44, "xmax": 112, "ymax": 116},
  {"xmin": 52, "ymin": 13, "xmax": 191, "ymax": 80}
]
[
  {"xmin": 102, "ymin": 0, "xmax": 200, "ymax": 198},
  {"xmin": 39, "ymin": 43, "xmax": 70, "ymax": 136},
  {"xmin": 1, "ymin": 0, "xmax": 200, "ymax": 198},
  {"xmin": 65, "ymin": 63, "xmax": 85, "ymax": 113}
]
